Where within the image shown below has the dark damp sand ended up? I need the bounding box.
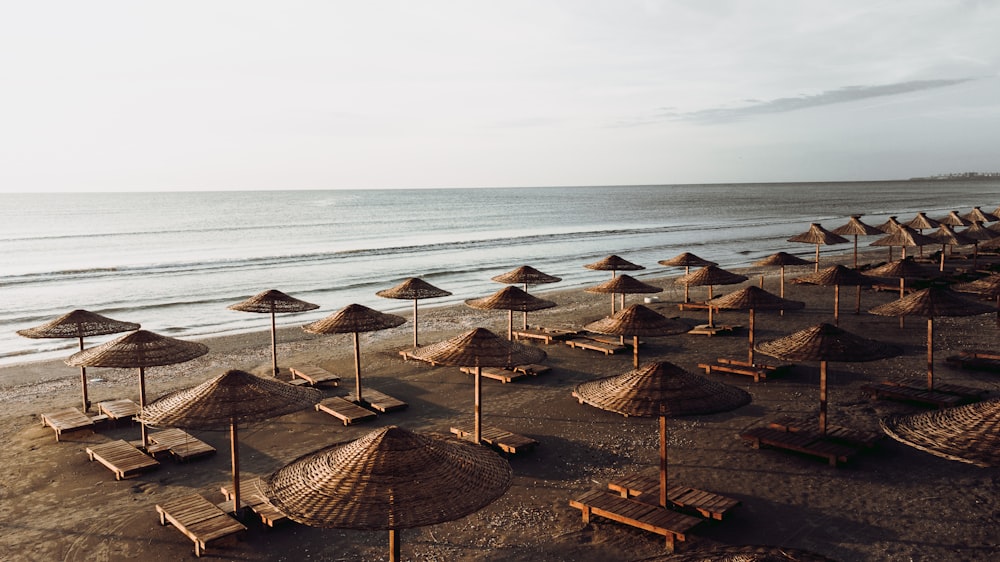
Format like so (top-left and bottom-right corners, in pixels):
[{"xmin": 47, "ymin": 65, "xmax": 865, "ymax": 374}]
[{"xmin": 0, "ymin": 249, "xmax": 997, "ymax": 562}]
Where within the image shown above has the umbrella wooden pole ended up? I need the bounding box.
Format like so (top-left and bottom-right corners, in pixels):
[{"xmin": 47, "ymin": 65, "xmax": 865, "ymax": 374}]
[
  {"xmin": 231, "ymin": 420, "xmax": 240, "ymax": 514},
  {"xmin": 474, "ymin": 366, "xmax": 482, "ymax": 443},
  {"xmin": 610, "ymin": 293, "xmax": 616, "ymax": 315},
  {"xmin": 747, "ymin": 309, "xmax": 755, "ymax": 366},
  {"xmin": 78, "ymin": 336, "xmax": 89, "ymax": 412},
  {"xmin": 819, "ymin": 361, "xmax": 828, "ymax": 435},
  {"xmin": 659, "ymin": 415, "xmax": 668, "ymax": 508},
  {"xmin": 507, "ymin": 310, "xmax": 514, "ymax": 340},
  {"xmin": 814, "ymin": 244, "xmax": 820, "ymax": 272},
  {"xmin": 390, "ymin": 530, "xmax": 400, "ymax": 562},
  {"xmin": 270, "ymin": 308, "xmax": 278, "ymax": 377},
  {"xmin": 707, "ymin": 286, "xmax": 714, "ymax": 327},
  {"xmin": 855, "ymin": 285, "xmax": 861, "ymax": 315},
  {"xmin": 834, "ymin": 285, "xmax": 840, "ymax": 326},
  {"xmin": 779, "ymin": 266, "xmax": 786, "ymax": 317},
  {"xmin": 852, "ymin": 235, "xmax": 858, "ymax": 268},
  {"xmin": 939, "ymin": 245, "xmax": 946, "ymax": 272},
  {"xmin": 353, "ymin": 332, "xmax": 363, "ymax": 403},
  {"xmin": 926, "ymin": 318, "xmax": 934, "ymax": 391},
  {"xmin": 522, "ymin": 286, "xmax": 529, "ymax": 330},
  {"xmin": 412, "ymin": 299, "xmax": 419, "ymax": 348},
  {"xmin": 139, "ymin": 367, "xmax": 149, "ymax": 448},
  {"xmin": 632, "ymin": 335, "xmax": 640, "ymax": 368},
  {"xmin": 899, "ymin": 279, "xmax": 906, "ymax": 328},
  {"xmin": 684, "ymin": 266, "xmax": 691, "ymax": 303}
]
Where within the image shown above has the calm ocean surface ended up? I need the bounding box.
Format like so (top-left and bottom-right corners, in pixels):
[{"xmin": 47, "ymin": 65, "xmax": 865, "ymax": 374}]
[{"xmin": 1, "ymin": 181, "xmax": 997, "ymax": 369}]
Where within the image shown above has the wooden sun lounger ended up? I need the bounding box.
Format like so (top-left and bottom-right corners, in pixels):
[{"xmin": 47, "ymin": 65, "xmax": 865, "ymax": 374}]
[
  {"xmin": 606, "ymin": 474, "xmax": 740, "ymax": 521},
  {"xmin": 220, "ymin": 477, "xmax": 288, "ymax": 527},
  {"xmin": 860, "ymin": 381, "xmax": 972, "ymax": 408},
  {"xmin": 398, "ymin": 348, "xmax": 444, "ymax": 366},
  {"xmin": 677, "ymin": 301, "xmax": 714, "ymax": 311},
  {"xmin": 39, "ymin": 408, "xmax": 96, "ymax": 442},
  {"xmin": 97, "ymin": 399, "xmax": 140, "ymax": 423},
  {"xmin": 511, "ymin": 328, "xmax": 564, "ymax": 344},
  {"xmin": 569, "ymin": 489, "xmax": 702, "ymax": 553},
  {"xmin": 156, "ymin": 493, "xmax": 247, "ymax": 557},
  {"xmin": 512, "ymin": 363, "xmax": 550, "ymax": 375},
  {"xmin": 347, "ymin": 388, "xmax": 408, "ymax": 413},
  {"xmin": 687, "ymin": 324, "xmax": 741, "ymax": 337},
  {"xmin": 147, "ymin": 428, "xmax": 217, "ymax": 462},
  {"xmin": 315, "ymin": 396, "xmax": 377, "ymax": 425},
  {"xmin": 459, "ymin": 366, "xmax": 528, "ymax": 384},
  {"xmin": 564, "ymin": 336, "xmax": 626, "ymax": 355},
  {"xmin": 740, "ymin": 426, "xmax": 861, "ymax": 467},
  {"xmin": 86, "ymin": 439, "xmax": 160, "ymax": 480},
  {"xmin": 288, "ymin": 365, "xmax": 341, "ymax": 386},
  {"xmin": 697, "ymin": 358, "xmax": 791, "ymax": 382},
  {"xmin": 450, "ymin": 425, "xmax": 538, "ymax": 455},
  {"xmin": 766, "ymin": 415, "xmax": 882, "ymax": 449},
  {"xmin": 946, "ymin": 350, "xmax": 1000, "ymax": 373}
]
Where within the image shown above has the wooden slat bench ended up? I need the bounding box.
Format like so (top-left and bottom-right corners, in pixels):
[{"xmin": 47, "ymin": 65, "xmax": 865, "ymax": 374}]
[
  {"xmin": 156, "ymin": 493, "xmax": 247, "ymax": 557},
  {"xmin": 946, "ymin": 350, "xmax": 1000, "ymax": 373},
  {"xmin": 860, "ymin": 382, "xmax": 968, "ymax": 408},
  {"xmin": 148, "ymin": 428, "xmax": 217, "ymax": 462},
  {"xmin": 450, "ymin": 425, "xmax": 539, "ymax": 455},
  {"xmin": 97, "ymin": 399, "xmax": 140, "ymax": 423},
  {"xmin": 288, "ymin": 365, "xmax": 341, "ymax": 387},
  {"xmin": 220, "ymin": 477, "xmax": 288, "ymax": 527},
  {"xmin": 767, "ymin": 415, "xmax": 882, "ymax": 449},
  {"xmin": 740, "ymin": 426, "xmax": 861, "ymax": 467},
  {"xmin": 398, "ymin": 349, "xmax": 440, "ymax": 366},
  {"xmin": 40, "ymin": 408, "xmax": 95, "ymax": 442},
  {"xmin": 513, "ymin": 363, "xmax": 551, "ymax": 376},
  {"xmin": 686, "ymin": 324, "xmax": 741, "ymax": 337},
  {"xmin": 569, "ymin": 489, "xmax": 702, "ymax": 552},
  {"xmin": 347, "ymin": 388, "xmax": 408, "ymax": 413},
  {"xmin": 315, "ymin": 396, "xmax": 377, "ymax": 425},
  {"xmin": 564, "ymin": 337, "xmax": 626, "ymax": 355},
  {"xmin": 606, "ymin": 474, "xmax": 740, "ymax": 521},
  {"xmin": 86, "ymin": 439, "xmax": 160, "ymax": 480},
  {"xmin": 512, "ymin": 327, "xmax": 579, "ymax": 344},
  {"xmin": 459, "ymin": 366, "xmax": 528, "ymax": 384},
  {"xmin": 697, "ymin": 358, "xmax": 791, "ymax": 382}
]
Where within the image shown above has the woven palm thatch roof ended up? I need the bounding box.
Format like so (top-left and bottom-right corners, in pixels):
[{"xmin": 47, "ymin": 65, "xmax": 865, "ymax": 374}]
[
  {"xmin": 410, "ymin": 327, "xmax": 545, "ymax": 367},
  {"xmin": 962, "ymin": 206, "xmax": 999, "ymax": 223},
  {"xmin": 960, "ymin": 221, "xmax": 1000, "ymax": 242},
  {"xmin": 793, "ymin": 264, "xmax": 879, "ymax": 287},
  {"xmin": 866, "ymin": 258, "xmax": 929, "ymax": 279},
  {"xmin": 583, "ymin": 254, "xmax": 644, "ymax": 272},
  {"xmin": 831, "ymin": 215, "xmax": 882, "ymax": 237},
  {"xmin": 905, "ymin": 212, "xmax": 941, "ymax": 230},
  {"xmin": 707, "ymin": 286, "xmax": 804, "ymax": 311},
  {"xmin": 676, "ymin": 265, "xmax": 748, "ymax": 287},
  {"xmin": 787, "ymin": 223, "xmax": 848, "ymax": 245},
  {"xmin": 490, "ymin": 265, "xmax": 561, "ymax": 286},
  {"xmin": 585, "ymin": 274, "xmax": 662, "ymax": 295},
  {"xmin": 18, "ymin": 309, "xmax": 140, "ymax": 339},
  {"xmin": 657, "ymin": 252, "xmax": 717, "ymax": 268},
  {"xmin": 870, "ymin": 224, "xmax": 937, "ymax": 249},
  {"xmin": 376, "ymin": 277, "xmax": 452, "ymax": 300},
  {"xmin": 880, "ymin": 398, "xmax": 1000, "ymax": 468},
  {"xmin": 938, "ymin": 210, "xmax": 971, "ymax": 227},
  {"xmin": 66, "ymin": 329, "xmax": 209, "ymax": 368},
  {"xmin": 753, "ymin": 252, "xmax": 811, "ymax": 267},
  {"xmin": 926, "ymin": 224, "xmax": 976, "ymax": 247},
  {"xmin": 953, "ymin": 274, "xmax": 1000, "ymax": 298},
  {"xmin": 876, "ymin": 216, "xmax": 902, "ymax": 233},
  {"xmin": 755, "ymin": 323, "xmax": 898, "ymax": 363},
  {"xmin": 573, "ymin": 361, "xmax": 750, "ymax": 418},
  {"xmin": 868, "ymin": 287, "xmax": 995, "ymax": 318},
  {"xmin": 138, "ymin": 369, "xmax": 321, "ymax": 429},
  {"xmin": 262, "ymin": 426, "xmax": 512, "ymax": 529},
  {"xmin": 584, "ymin": 304, "xmax": 689, "ymax": 337},
  {"xmin": 228, "ymin": 289, "xmax": 319, "ymax": 314},
  {"xmin": 465, "ymin": 286, "xmax": 556, "ymax": 312},
  {"xmin": 649, "ymin": 544, "xmax": 837, "ymax": 562},
  {"xmin": 303, "ymin": 304, "xmax": 406, "ymax": 335}
]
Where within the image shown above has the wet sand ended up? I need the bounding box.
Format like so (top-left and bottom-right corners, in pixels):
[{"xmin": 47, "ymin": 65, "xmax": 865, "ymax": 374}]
[{"xmin": 1, "ymin": 250, "xmax": 997, "ymax": 561}]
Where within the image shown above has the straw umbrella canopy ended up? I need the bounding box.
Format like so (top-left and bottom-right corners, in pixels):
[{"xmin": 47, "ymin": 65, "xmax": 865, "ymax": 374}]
[
  {"xmin": 261, "ymin": 425, "xmax": 512, "ymax": 562},
  {"xmin": 675, "ymin": 265, "xmax": 748, "ymax": 327},
  {"xmin": 756, "ymin": 323, "xmax": 899, "ymax": 434},
  {"xmin": 962, "ymin": 206, "xmax": 999, "ymax": 224},
  {"xmin": 880, "ymin": 398, "xmax": 1000, "ymax": 468},
  {"xmin": 657, "ymin": 252, "xmax": 717, "ymax": 303},
  {"xmin": 573, "ymin": 361, "xmax": 750, "ymax": 507},
  {"xmin": 870, "ymin": 224, "xmax": 937, "ymax": 260},
  {"xmin": 228, "ymin": 289, "xmax": 319, "ymax": 377},
  {"xmin": 376, "ymin": 277, "xmax": 452, "ymax": 348},
  {"xmin": 869, "ymin": 287, "xmax": 995, "ymax": 391},
  {"xmin": 953, "ymin": 273, "xmax": 1000, "ymax": 327},
  {"xmin": 938, "ymin": 210, "xmax": 971, "ymax": 227},
  {"xmin": 138, "ymin": 369, "xmax": 320, "ymax": 514},
  {"xmin": 793, "ymin": 265, "xmax": 879, "ymax": 325},
  {"xmin": 584, "ymin": 304, "xmax": 690, "ymax": 367},
  {"xmin": 66, "ymin": 329, "xmax": 209, "ymax": 448},
  {"xmin": 926, "ymin": 224, "xmax": 976, "ymax": 272},
  {"xmin": 832, "ymin": 215, "xmax": 883, "ymax": 268},
  {"xmin": 867, "ymin": 257, "xmax": 930, "ymax": 329},
  {"xmin": 753, "ymin": 251, "xmax": 811, "ymax": 302},
  {"xmin": 18, "ymin": 309, "xmax": 139, "ymax": 411},
  {"xmin": 583, "ymin": 254, "xmax": 645, "ymax": 313},
  {"xmin": 410, "ymin": 328, "xmax": 545, "ymax": 443},
  {"xmin": 906, "ymin": 212, "xmax": 942, "ymax": 231},
  {"xmin": 465, "ymin": 286, "xmax": 556, "ymax": 340},
  {"xmin": 302, "ymin": 304, "xmax": 406, "ymax": 405},
  {"xmin": 787, "ymin": 223, "xmax": 848, "ymax": 272},
  {"xmin": 585, "ymin": 274, "xmax": 662, "ymax": 316},
  {"xmin": 707, "ymin": 286, "xmax": 805, "ymax": 367},
  {"xmin": 490, "ymin": 265, "xmax": 561, "ymax": 329},
  {"xmin": 959, "ymin": 221, "xmax": 1000, "ymax": 269}
]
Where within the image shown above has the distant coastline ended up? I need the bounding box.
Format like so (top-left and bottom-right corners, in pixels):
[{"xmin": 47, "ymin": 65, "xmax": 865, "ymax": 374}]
[{"xmin": 908, "ymin": 171, "xmax": 1000, "ymax": 181}]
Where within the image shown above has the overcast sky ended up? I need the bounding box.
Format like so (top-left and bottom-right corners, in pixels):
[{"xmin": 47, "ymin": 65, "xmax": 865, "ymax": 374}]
[{"xmin": 3, "ymin": 1, "xmax": 999, "ymax": 192}]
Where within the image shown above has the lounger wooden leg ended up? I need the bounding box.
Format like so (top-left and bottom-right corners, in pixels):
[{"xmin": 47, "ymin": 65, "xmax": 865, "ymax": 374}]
[
  {"xmin": 580, "ymin": 506, "xmax": 591, "ymax": 524},
  {"xmin": 665, "ymin": 533, "xmax": 675, "ymax": 553}
]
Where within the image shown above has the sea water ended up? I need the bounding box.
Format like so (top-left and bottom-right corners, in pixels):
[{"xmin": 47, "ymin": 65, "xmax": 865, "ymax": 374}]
[{"xmin": 1, "ymin": 181, "xmax": 997, "ymax": 368}]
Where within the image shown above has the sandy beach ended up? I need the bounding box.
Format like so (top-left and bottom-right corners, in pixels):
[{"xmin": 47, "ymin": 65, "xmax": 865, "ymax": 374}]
[{"xmin": 1, "ymin": 249, "xmax": 997, "ymax": 562}]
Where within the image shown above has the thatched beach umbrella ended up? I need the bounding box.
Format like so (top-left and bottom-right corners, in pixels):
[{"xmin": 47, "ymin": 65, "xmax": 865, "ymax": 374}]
[
  {"xmin": 262, "ymin": 425, "xmax": 512, "ymax": 562},
  {"xmin": 583, "ymin": 255, "xmax": 645, "ymax": 313},
  {"xmin": 954, "ymin": 273, "xmax": 1000, "ymax": 327},
  {"xmin": 66, "ymin": 330, "xmax": 209, "ymax": 448},
  {"xmin": 875, "ymin": 216, "xmax": 903, "ymax": 260},
  {"xmin": 753, "ymin": 251, "xmax": 811, "ymax": 303},
  {"xmin": 139, "ymin": 369, "xmax": 320, "ymax": 514},
  {"xmin": 962, "ymin": 206, "xmax": 998, "ymax": 224},
  {"xmin": 938, "ymin": 210, "xmax": 971, "ymax": 228},
  {"xmin": 228, "ymin": 289, "xmax": 319, "ymax": 377},
  {"xmin": 756, "ymin": 323, "xmax": 899, "ymax": 434},
  {"xmin": 793, "ymin": 265, "xmax": 878, "ymax": 325},
  {"xmin": 585, "ymin": 274, "xmax": 662, "ymax": 317},
  {"xmin": 880, "ymin": 398, "xmax": 1000, "ymax": 468},
  {"xmin": 787, "ymin": 223, "xmax": 848, "ymax": 272},
  {"xmin": 926, "ymin": 224, "xmax": 976, "ymax": 272},
  {"xmin": 465, "ymin": 286, "xmax": 555, "ymax": 340},
  {"xmin": 708, "ymin": 286, "xmax": 805, "ymax": 367},
  {"xmin": 18, "ymin": 309, "xmax": 139, "ymax": 411},
  {"xmin": 867, "ymin": 258, "xmax": 930, "ymax": 328},
  {"xmin": 870, "ymin": 224, "xmax": 937, "ymax": 260},
  {"xmin": 676, "ymin": 265, "xmax": 748, "ymax": 327},
  {"xmin": 573, "ymin": 361, "xmax": 750, "ymax": 507},
  {"xmin": 869, "ymin": 287, "xmax": 995, "ymax": 391},
  {"xmin": 584, "ymin": 304, "xmax": 690, "ymax": 367},
  {"xmin": 410, "ymin": 328, "xmax": 545, "ymax": 443},
  {"xmin": 959, "ymin": 221, "xmax": 999, "ymax": 269},
  {"xmin": 376, "ymin": 277, "xmax": 452, "ymax": 348},
  {"xmin": 906, "ymin": 212, "xmax": 942, "ymax": 231},
  {"xmin": 490, "ymin": 265, "xmax": 561, "ymax": 329},
  {"xmin": 832, "ymin": 215, "xmax": 883, "ymax": 268},
  {"xmin": 302, "ymin": 304, "xmax": 406, "ymax": 405},
  {"xmin": 658, "ymin": 252, "xmax": 717, "ymax": 303}
]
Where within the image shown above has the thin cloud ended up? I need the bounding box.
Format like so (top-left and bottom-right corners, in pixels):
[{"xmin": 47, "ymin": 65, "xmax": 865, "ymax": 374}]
[{"xmin": 665, "ymin": 78, "xmax": 976, "ymax": 123}]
